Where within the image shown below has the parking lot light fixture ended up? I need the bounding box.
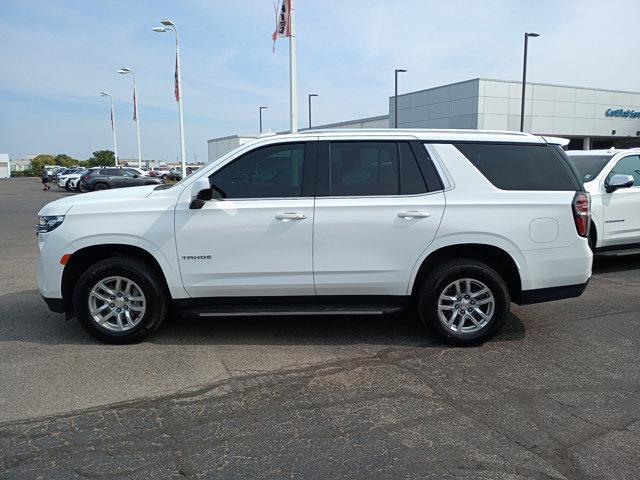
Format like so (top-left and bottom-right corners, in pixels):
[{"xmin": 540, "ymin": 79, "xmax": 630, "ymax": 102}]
[
  {"xmin": 520, "ymin": 32, "xmax": 540, "ymax": 132},
  {"xmin": 118, "ymin": 67, "xmax": 143, "ymax": 168},
  {"xmin": 394, "ymin": 69, "xmax": 407, "ymax": 128},
  {"xmin": 154, "ymin": 18, "xmax": 187, "ymax": 178},
  {"xmin": 98, "ymin": 92, "xmax": 118, "ymax": 166},
  {"xmin": 259, "ymin": 106, "xmax": 267, "ymax": 133}
]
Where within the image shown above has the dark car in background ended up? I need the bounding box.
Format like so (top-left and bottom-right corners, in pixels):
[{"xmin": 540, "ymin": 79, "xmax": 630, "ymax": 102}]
[{"xmin": 78, "ymin": 167, "xmax": 162, "ymax": 192}]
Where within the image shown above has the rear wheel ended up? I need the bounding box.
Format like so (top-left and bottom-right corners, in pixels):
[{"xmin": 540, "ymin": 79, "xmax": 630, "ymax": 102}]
[
  {"xmin": 416, "ymin": 259, "xmax": 510, "ymax": 346},
  {"xmin": 94, "ymin": 182, "xmax": 109, "ymax": 191},
  {"xmin": 73, "ymin": 257, "xmax": 168, "ymax": 343},
  {"xmin": 65, "ymin": 179, "xmax": 72, "ymax": 191}
]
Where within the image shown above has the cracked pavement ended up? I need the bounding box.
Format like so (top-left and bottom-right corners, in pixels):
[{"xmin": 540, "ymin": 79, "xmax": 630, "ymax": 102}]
[{"xmin": 1, "ymin": 178, "xmax": 639, "ymax": 479}]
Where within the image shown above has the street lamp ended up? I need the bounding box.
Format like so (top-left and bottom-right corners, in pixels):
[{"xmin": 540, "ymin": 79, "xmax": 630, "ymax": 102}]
[
  {"xmin": 394, "ymin": 69, "xmax": 407, "ymax": 128},
  {"xmin": 98, "ymin": 92, "xmax": 118, "ymax": 166},
  {"xmin": 520, "ymin": 32, "xmax": 540, "ymax": 132},
  {"xmin": 117, "ymin": 67, "xmax": 142, "ymax": 168},
  {"xmin": 308, "ymin": 93, "xmax": 318, "ymax": 129},
  {"xmin": 259, "ymin": 106, "xmax": 267, "ymax": 133},
  {"xmin": 154, "ymin": 18, "xmax": 187, "ymax": 177}
]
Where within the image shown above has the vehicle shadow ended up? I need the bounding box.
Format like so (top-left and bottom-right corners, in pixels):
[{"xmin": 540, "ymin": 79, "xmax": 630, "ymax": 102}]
[
  {"xmin": 0, "ymin": 289, "xmax": 526, "ymax": 347},
  {"xmin": 593, "ymin": 251, "xmax": 640, "ymax": 274}
]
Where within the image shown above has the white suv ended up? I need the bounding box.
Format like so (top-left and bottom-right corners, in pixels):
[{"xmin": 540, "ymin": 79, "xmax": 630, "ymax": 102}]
[
  {"xmin": 566, "ymin": 148, "xmax": 640, "ymax": 252},
  {"xmin": 36, "ymin": 129, "xmax": 592, "ymax": 345}
]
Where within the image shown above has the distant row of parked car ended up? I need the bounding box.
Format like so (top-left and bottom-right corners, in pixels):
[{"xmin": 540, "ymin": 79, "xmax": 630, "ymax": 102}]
[{"xmin": 47, "ymin": 165, "xmax": 199, "ymax": 192}]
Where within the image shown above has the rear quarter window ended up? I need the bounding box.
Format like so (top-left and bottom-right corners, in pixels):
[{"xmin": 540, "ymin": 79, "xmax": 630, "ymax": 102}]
[{"xmin": 454, "ymin": 143, "xmax": 575, "ymax": 191}]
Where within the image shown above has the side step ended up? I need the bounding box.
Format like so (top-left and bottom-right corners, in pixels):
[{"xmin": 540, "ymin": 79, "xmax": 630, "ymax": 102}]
[{"xmin": 177, "ymin": 302, "xmax": 407, "ymax": 318}]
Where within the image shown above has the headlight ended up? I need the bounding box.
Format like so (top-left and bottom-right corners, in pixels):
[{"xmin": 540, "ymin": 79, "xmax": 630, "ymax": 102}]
[{"xmin": 36, "ymin": 215, "xmax": 65, "ymax": 233}]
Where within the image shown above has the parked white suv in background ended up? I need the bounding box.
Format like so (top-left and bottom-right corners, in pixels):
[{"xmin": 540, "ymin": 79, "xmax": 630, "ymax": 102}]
[
  {"xmin": 36, "ymin": 129, "xmax": 592, "ymax": 345},
  {"xmin": 566, "ymin": 148, "xmax": 640, "ymax": 252}
]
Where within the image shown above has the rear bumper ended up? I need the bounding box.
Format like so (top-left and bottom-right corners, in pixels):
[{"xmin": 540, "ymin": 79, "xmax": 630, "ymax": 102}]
[
  {"xmin": 517, "ymin": 280, "xmax": 589, "ymax": 305},
  {"xmin": 41, "ymin": 295, "xmax": 65, "ymax": 313}
]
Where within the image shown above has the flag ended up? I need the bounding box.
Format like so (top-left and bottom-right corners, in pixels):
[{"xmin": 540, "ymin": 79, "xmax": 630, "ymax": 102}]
[
  {"xmin": 110, "ymin": 105, "xmax": 114, "ymax": 131},
  {"xmin": 133, "ymin": 90, "xmax": 137, "ymax": 121},
  {"xmin": 174, "ymin": 56, "xmax": 180, "ymax": 102},
  {"xmin": 272, "ymin": 0, "xmax": 291, "ymax": 51}
]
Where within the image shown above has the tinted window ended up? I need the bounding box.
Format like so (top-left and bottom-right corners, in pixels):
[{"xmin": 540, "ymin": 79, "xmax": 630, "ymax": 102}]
[
  {"xmin": 567, "ymin": 154, "xmax": 613, "ymax": 182},
  {"xmin": 330, "ymin": 142, "xmax": 398, "ymax": 196},
  {"xmin": 399, "ymin": 142, "xmax": 428, "ymax": 194},
  {"xmin": 454, "ymin": 143, "xmax": 574, "ymax": 191},
  {"xmin": 98, "ymin": 168, "xmax": 120, "ymax": 176},
  {"xmin": 609, "ymin": 155, "xmax": 640, "ymax": 186},
  {"xmin": 210, "ymin": 143, "xmax": 305, "ymax": 198}
]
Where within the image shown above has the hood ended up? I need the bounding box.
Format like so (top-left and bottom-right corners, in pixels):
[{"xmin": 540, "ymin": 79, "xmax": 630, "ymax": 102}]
[{"xmin": 38, "ymin": 185, "xmax": 159, "ymax": 216}]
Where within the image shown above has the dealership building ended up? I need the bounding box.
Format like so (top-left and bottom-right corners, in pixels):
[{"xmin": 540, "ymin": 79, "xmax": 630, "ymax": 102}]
[{"xmin": 207, "ymin": 78, "xmax": 640, "ymax": 162}]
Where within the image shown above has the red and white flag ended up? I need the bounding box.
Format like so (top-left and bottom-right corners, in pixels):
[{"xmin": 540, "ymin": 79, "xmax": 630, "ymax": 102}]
[
  {"xmin": 272, "ymin": 0, "xmax": 291, "ymax": 51},
  {"xmin": 174, "ymin": 55, "xmax": 180, "ymax": 102},
  {"xmin": 133, "ymin": 90, "xmax": 137, "ymax": 121}
]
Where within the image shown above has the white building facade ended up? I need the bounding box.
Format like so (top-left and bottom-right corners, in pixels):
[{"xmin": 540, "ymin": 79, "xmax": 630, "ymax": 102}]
[
  {"xmin": 391, "ymin": 79, "xmax": 640, "ymax": 150},
  {"xmin": 207, "ymin": 78, "xmax": 640, "ymax": 163}
]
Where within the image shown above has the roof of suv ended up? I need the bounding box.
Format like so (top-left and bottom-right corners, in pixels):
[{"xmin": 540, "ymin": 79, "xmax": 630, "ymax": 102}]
[
  {"xmin": 566, "ymin": 148, "xmax": 640, "ymax": 156},
  {"xmin": 267, "ymin": 128, "xmax": 558, "ymax": 145}
]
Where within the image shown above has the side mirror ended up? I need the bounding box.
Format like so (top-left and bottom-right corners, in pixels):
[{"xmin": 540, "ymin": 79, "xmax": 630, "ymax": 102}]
[
  {"xmin": 605, "ymin": 174, "xmax": 635, "ymax": 193},
  {"xmin": 189, "ymin": 177, "xmax": 213, "ymax": 209}
]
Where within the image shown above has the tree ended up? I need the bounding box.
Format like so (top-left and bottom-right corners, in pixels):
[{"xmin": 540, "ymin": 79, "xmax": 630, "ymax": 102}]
[
  {"xmin": 54, "ymin": 154, "xmax": 78, "ymax": 167},
  {"xmin": 82, "ymin": 150, "xmax": 115, "ymax": 167},
  {"xmin": 30, "ymin": 154, "xmax": 54, "ymax": 175}
]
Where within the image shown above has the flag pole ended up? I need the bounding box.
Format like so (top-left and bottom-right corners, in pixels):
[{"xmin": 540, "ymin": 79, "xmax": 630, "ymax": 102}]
[
  {"xmin": 289, "ymin": 0, "xmax": 297, "ymax": 133},
  {"xmin": 133, "ymin": 75, "xmax": 142, "ymax": 168}
]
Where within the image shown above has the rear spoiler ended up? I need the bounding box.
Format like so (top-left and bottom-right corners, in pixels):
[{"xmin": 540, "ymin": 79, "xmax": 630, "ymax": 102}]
[{"xmin": 542, "ymin": 136, "xmax": 570, "ymax": 148}]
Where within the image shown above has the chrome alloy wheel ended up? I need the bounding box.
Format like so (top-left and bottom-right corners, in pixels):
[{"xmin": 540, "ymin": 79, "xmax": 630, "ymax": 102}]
[
  {"xmin": 88, "ymin": 276, "xmax": 146, "ymax": 332},
  {"xmin": 437, "ymin": 278, "xmax": 495, "ymax": 334}
]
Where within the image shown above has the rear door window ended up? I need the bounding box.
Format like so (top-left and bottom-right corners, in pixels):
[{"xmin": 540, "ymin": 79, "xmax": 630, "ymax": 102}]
[
  {"xmin": 329, "ymin": 142, "xmax": 398, "ymax": 196},
  {"xmin": 454, "ymin": 143, "xmax": 574, "ymax": 191}
]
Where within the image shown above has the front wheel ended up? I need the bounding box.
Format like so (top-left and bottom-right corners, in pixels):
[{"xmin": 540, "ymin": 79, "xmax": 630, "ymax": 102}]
[
  {"xmin": 94, "ymin": 182, "xmax": 109, "ymax": 191},
  {"xmin": 416, "ymin": 259, "xmax": 510, "ymax": 346},
  {"xmin": 73, "ymin": 257, "xmax": 169, "ymax": 343}
]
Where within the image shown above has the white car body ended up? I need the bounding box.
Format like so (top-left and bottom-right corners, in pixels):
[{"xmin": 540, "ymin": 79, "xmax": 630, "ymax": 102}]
[
  {"xmin": 37, "ymin": 129, "xmax": 593, "ymax": 343},
  {"xmin": 57, "ymin": 170, "xmax": 83, "ymax": 189},
  {"xmin": 566, "ymin": 149, "xmax": 640, "ymax": 251}
]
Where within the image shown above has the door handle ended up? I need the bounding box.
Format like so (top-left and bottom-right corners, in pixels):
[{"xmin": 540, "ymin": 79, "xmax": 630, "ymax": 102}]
[
  {"xmin": 275, "ymin": 212, "xmax": 308, "ymax": 221},
  {"xmin": 398, "ymin": 211, "xmax": 430, "ymax": 219}
]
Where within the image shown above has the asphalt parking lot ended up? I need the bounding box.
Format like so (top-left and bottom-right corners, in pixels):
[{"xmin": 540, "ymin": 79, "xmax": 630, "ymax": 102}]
[{"xmin": 1, "ymin": 177, "xmax": 639, "ymax": 479}]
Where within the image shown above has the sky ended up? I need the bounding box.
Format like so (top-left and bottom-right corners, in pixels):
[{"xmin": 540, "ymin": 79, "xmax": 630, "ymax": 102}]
[{"xmin": 1, "ymin": 0, "xmax": 639, "ymax": 162}]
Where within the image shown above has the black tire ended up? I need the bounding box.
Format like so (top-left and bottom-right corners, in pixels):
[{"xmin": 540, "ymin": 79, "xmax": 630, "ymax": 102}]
[
  {"xmin": 73, "ymin": 257, "xmax": 169, "ymax": 344},
  {"xmin": 416, "ymin": 258, "xmax": 510, "ymax": 346},
  {"xmin": 65, "ymin": 179, "xmax": 72, "ymax": 191},
  {"xmin": 94, "ymin": 182, "xmax": 109, "ymax": 191}
]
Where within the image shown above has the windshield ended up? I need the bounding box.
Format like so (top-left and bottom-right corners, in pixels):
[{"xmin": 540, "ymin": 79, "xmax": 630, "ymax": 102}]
[{"xmin": 566, "ymin": 154, "xmax": 612, "ymax": 182}]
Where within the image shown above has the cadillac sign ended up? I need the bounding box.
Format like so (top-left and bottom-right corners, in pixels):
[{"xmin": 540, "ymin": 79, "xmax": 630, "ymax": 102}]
[{"xmin": 605, "ymin": 108, "xmax": 640, "ymax": 118}]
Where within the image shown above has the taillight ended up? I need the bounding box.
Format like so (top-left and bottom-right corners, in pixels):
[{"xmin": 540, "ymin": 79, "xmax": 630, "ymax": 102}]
[
  {"xmin": 82, "ymin": 175, "xmax": 90, "ymax": 181},
  {"xmin": 572, "ymin": 192, "xmax": 590, "ymax": 237}
]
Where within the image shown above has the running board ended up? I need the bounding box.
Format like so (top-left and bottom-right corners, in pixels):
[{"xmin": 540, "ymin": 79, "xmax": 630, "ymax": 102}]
[{"xmin": 177, "ymin": 302, "xmax": 407, "ymax": 318}]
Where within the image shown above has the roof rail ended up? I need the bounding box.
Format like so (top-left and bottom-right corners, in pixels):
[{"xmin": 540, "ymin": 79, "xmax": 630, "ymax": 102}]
[{"xmin": 297, "ymin": 128, "xmax": 533, "ymax": 136}]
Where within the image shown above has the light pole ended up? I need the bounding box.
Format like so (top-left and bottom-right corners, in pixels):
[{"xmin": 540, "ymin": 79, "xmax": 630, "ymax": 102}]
[
  {"xmin": 99, "ymin": 92, "xmax": 118, "ymax": 166},
  {"xmin": 117, "ymin": 67, "xmax": 142, "ymax": 168},
  {"xmin": 259, "ymin": 106, "xmax": 267, "ymax": 133},
  {"xmin": 154, "ymin": 19, "xmax": 186, "ymax": 177},
  {"xmin": 394, "ymin": 69, "xmax": 407, "ymax": 128},
  {"xmin": 308, "ymin": 93, "xmax": 318, "ymax": 129},
  {"xmin": 520, "ymin": 32, "xmax": 540, "ymax": 132}
]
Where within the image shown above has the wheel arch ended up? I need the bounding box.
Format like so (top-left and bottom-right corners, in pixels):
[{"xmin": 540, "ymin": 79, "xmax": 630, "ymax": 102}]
[
  {"xmin": 410, "ymin": 243, "xmax": 523, "ymax": 303},
  {"xmin": 61, "ymin": 244, "xmax": 172, "ymax": 312}
]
